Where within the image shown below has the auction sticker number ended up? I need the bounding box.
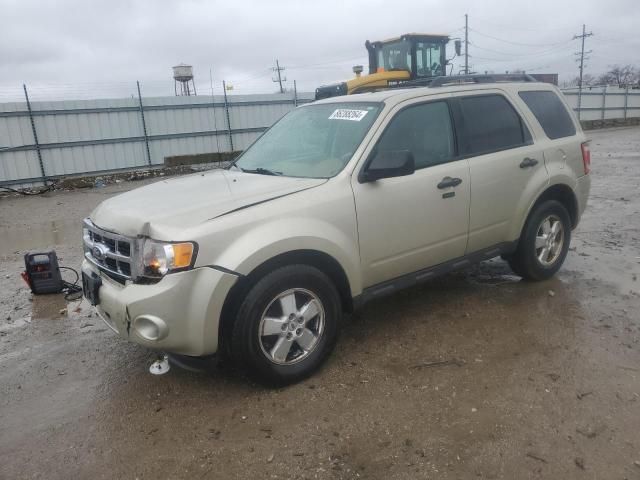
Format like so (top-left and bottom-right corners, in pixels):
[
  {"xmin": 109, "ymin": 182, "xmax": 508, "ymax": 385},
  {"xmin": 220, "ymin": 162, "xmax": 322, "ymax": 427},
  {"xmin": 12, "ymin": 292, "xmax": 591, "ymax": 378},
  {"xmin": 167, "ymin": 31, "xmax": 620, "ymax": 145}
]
[{"xmin": 328, "ymin": 109, "xmax": 369, "ymax": 121}]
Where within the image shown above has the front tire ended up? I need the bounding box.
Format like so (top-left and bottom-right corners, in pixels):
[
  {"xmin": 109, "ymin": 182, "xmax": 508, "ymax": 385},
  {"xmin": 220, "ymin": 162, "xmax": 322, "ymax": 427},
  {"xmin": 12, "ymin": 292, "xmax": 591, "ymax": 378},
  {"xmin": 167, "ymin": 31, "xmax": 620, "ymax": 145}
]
[
  {"xmin": 230, "ymin": 264, "xmax": 341, "ymax": 386},
  {"xmin": 508, "ymin": 200, "xmax": 571, "ymax": 281}
]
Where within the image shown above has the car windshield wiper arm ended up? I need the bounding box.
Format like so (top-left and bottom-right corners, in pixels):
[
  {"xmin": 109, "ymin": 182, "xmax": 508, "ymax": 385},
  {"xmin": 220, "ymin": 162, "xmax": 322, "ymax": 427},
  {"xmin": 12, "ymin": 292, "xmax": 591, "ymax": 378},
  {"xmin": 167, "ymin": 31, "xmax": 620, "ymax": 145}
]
[{"xmin": 240, "ymin": 167, "xmax": 283, "ymax": 176}]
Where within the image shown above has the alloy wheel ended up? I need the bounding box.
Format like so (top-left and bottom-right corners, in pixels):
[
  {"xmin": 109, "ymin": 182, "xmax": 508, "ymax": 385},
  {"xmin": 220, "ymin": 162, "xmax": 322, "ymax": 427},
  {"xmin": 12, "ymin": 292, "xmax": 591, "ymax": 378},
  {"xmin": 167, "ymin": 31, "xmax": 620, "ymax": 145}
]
[
  {"xmin": 535, "ymin": 214, "xmax": 565, "ymax": 266},
  {"xmin": 258, "ymin": 288, "xmax": 325, "ymax": 365}
]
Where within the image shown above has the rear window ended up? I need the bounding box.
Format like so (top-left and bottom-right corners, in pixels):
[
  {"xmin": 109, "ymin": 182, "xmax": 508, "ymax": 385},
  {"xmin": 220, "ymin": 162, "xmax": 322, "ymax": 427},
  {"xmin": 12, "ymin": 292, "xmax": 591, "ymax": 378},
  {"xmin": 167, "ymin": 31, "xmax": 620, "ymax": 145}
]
[
  {"xmin": 519, "ymin": 90, "xmax": 576, "ymax": 140},
  {"xmin": 459, "ymin": 94, "xmax": 531, "ymax": 156}
]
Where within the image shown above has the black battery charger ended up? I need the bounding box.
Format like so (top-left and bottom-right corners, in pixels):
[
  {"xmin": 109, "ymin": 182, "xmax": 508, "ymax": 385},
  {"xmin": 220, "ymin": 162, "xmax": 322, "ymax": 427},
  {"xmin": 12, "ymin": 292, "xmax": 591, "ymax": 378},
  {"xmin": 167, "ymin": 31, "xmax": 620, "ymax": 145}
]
[{"xmin": 22, "ymin": 251, "xmax": 64, "ymax": 294}]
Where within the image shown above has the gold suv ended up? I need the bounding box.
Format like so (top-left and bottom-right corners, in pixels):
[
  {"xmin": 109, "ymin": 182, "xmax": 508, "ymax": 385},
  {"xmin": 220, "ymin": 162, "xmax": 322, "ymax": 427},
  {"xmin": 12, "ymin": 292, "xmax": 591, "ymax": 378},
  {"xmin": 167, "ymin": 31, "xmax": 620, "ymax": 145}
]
[{"xmin": 82, "ymin": 76, "xmax": 591, "ymax": 385}]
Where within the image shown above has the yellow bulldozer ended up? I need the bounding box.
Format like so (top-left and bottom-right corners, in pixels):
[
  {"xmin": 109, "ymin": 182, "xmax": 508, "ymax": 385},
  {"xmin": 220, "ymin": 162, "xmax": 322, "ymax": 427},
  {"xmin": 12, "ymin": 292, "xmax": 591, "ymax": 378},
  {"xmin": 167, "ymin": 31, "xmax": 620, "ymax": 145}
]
[{"xmin": 315, "ymin": 33, "xmax": 461, "ymax": 100}]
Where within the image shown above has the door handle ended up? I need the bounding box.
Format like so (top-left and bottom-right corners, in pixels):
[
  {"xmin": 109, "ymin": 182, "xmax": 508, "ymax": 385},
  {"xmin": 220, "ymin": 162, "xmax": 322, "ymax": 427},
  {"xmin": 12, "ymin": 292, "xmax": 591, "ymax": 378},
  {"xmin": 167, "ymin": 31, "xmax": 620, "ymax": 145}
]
[
  {"xmin": 520, "ymin": 157, "xmax": 539, "ymax": 168},
  {"xmin": 437, "ymin": 176, "xmax": 463, "ymax": 189}
]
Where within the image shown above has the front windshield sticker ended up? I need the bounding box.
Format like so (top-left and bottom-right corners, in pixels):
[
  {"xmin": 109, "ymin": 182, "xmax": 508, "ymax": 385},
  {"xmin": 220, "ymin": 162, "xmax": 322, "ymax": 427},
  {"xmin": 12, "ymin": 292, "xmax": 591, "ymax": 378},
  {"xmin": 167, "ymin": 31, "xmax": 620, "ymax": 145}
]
[{"xmin": 328, "ymin": 109, "xmax": 369, "ymax": 121}]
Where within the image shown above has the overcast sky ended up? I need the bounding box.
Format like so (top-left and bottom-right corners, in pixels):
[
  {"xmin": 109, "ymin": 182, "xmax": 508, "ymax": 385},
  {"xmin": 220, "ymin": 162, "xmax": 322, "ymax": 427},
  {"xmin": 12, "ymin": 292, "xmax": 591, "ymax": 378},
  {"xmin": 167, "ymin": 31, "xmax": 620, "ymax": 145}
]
[{"xmin": 1, "ymin": 0, "xmax": 638, "ymax": 101}]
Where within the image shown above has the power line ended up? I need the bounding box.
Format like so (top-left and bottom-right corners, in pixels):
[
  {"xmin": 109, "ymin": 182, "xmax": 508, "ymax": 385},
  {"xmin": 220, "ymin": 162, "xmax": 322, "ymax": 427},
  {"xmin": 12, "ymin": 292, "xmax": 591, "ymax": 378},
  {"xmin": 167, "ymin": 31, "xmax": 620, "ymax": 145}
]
[
  {"xmin": 469, "ymin": 40, "xmax": 572, "ymax": 58},
  {"xmin": 470, "ymin": 16, "xmax": 572, "ymax": 33},
  {"xmin": 589, "ymin": 52, "xmax": 640, "ymax": 65},
  {"xmin": 286, "ymin": 48, "xmax": 364, "ymax": 69},
  {"xmin": 229, "ymin": 68, "xmax": 272, "ymax": 84},
  {"xmin": 471, "ymin": 53, "xmax": 569, "ymax": 63},
  {"xmin": 230, "ymin": 70, "xmax": 273, "ymax": 86},
  {"xmin": 287, "ymin": 55, "xmax": 365, "ymax": 70},
  {"xmin": 469, "ymin": 27, "xmax": 570, "ymax": 48}
]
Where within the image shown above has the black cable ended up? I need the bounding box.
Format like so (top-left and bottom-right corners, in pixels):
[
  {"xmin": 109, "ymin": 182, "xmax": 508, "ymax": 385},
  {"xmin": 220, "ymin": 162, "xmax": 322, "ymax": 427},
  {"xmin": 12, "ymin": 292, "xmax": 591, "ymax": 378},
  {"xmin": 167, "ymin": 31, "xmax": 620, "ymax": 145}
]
[{"xmin": 59, "ymin": 266, "xmax": 83, "ymax": 301}]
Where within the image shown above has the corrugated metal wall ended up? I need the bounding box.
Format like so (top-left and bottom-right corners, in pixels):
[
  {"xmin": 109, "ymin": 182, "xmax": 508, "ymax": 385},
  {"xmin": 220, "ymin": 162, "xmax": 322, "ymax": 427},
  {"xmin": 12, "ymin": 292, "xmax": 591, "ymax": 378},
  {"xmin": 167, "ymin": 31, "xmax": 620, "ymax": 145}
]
[
  {"xmin": 2, "ymin": 87, "xmax": 639, "ymax": 187},
  {"xmin": 561, "ymin": 86, "xmax": 640, "ymax": 121},
  {"xmin": 0, "ymin": 92, "xmax": 313, "ymax": 187}
]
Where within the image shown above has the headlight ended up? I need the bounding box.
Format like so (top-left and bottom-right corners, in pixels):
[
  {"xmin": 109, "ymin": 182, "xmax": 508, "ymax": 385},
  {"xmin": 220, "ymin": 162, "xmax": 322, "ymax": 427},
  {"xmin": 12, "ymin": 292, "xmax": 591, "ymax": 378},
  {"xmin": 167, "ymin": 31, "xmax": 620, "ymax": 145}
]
[{"xmin": 142, "ymin": 240, "xmax": 196, "ymax": 277}]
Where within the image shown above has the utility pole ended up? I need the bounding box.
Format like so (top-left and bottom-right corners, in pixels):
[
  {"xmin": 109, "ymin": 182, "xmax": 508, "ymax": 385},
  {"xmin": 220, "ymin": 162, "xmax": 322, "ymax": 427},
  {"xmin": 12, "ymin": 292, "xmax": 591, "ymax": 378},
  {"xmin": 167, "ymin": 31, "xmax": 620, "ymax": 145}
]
[
  {"xmin": 573, "ymin": 24, "xmax": 593, "ymax": 120},
  {"xmin": 272, "ymin": 59, "xmax": 286, "ymax": 93},
  {"xmin": 464, "ymin": 14, "xmax": 469, "ymax": 75},
  {"xmin": 574, "ymin": 24, "xmax": 593, "ymax": 88}
]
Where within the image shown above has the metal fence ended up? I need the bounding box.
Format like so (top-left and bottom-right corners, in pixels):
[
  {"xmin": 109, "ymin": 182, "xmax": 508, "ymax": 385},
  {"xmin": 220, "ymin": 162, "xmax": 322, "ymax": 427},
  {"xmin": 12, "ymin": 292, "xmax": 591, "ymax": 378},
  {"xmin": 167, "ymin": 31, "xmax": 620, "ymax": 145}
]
[
  {"xmin": 2, "ymin": 85, "xmax": 639, "ymax": 188},
  {"xmin": 561, "ymin": 85, "xmax": 640, "ymax": 121},
  {"xmin": 0, "ymin": 86, "xmax": 313, "ymax": 188}
]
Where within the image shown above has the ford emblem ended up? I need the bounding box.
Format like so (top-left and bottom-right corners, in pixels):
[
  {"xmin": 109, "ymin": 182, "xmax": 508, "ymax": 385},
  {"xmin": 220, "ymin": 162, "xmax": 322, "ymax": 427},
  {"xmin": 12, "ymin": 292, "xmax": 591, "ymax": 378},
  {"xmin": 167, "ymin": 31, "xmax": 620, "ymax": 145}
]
[{"xmin": 92, "ymin": 244, "xmax": 107, "ymax": 262}]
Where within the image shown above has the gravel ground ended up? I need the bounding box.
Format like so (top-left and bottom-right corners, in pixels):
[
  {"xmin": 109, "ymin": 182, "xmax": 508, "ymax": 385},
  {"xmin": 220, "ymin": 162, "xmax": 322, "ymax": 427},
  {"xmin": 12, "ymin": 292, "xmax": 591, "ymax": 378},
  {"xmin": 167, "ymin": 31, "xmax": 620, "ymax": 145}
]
[{"xmin": 1, "ymin": 126, "xmax": 639, "ymax": 479}]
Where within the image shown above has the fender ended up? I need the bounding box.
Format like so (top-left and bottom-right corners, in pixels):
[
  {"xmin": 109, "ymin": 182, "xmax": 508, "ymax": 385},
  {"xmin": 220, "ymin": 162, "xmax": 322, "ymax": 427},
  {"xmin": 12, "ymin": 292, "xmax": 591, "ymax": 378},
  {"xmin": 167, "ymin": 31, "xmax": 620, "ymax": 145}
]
[{"xmin": 208, "ymin": 217, "xmax": 363, "ymax": 297}]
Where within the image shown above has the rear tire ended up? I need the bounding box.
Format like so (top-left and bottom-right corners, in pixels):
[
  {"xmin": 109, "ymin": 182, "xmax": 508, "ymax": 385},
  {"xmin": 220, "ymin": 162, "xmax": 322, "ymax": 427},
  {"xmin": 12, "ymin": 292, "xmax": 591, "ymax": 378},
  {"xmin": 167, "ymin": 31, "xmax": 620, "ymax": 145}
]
[
  {"xmin": 230, "ymin": 264, "xmax": 341, "ymax": 386},
  {"xmin": 508, "ymin": 200, "xmax": 571, "ymax": 281}
]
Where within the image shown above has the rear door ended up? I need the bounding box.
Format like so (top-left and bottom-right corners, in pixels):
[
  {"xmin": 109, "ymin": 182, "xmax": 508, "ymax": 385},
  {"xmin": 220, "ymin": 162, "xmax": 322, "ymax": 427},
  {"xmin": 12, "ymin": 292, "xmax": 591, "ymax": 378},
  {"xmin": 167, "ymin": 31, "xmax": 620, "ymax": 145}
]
[
  {"xmin": 351, "ymin": 98, "xmax": 470, "ymax": 288},
  {"xmin": 451, "ymin": 91, "xmax": 548, "ymax": 253}
]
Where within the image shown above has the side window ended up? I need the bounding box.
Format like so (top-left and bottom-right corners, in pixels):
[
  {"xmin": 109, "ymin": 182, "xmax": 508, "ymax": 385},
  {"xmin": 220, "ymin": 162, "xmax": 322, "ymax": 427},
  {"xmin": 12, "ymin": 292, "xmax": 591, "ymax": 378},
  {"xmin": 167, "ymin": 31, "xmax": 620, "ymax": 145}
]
[
  {"xmin": 374, "ymin": 101, "xmax": 455, "ymax": 169},
  {"xmin": 519, "ymin": 90, "xmax": 576, "ymax": 139},
  {"xmin": 460, "ymin": 94, "xmax": 530, "ymax": 155}
]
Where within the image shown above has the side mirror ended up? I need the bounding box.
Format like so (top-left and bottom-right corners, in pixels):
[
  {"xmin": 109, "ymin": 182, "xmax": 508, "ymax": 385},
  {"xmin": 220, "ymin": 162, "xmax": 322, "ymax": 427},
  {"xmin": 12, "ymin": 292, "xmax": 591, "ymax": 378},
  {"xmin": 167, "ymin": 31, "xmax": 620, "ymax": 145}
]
[
  {"xmin": 454, "ymin": 40, "xmax": 462, "ymax": 56},
  {"xmin": 360, "ymin": 150, "xmax": 415, "ymax": 182}
]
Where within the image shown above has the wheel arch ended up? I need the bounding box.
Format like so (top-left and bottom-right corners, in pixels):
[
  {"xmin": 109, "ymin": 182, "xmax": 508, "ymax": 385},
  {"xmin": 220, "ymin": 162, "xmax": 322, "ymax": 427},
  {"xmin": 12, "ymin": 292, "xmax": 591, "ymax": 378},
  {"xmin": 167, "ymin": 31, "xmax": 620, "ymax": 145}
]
[
  {"xmin": 517, "ymin": 183, "xmax": 579, "ymax": 241},
  {"xmin": 530, "ymin": 183, "xmax": 579, "ymax": 228},
  {"xmin": 219, "ymin": 249, "xmax": 354, "ymax": 355}
]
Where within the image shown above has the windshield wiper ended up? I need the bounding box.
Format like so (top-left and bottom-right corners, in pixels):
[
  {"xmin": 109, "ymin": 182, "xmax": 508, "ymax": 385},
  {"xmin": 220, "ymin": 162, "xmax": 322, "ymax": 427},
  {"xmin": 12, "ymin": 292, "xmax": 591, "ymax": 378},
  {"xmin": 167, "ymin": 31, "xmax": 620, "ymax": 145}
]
[{"xmin": 240, "ymin": 167, "xmax": 283, "ymax": 176}]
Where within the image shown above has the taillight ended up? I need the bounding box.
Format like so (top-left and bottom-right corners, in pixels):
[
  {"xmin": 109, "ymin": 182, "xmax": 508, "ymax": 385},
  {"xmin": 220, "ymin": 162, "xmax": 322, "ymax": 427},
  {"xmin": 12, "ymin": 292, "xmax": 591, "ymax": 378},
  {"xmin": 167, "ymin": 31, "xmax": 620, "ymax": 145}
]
[{"xmin": 581, "ymin": 142, "xmax": 591, "ymax": 175}]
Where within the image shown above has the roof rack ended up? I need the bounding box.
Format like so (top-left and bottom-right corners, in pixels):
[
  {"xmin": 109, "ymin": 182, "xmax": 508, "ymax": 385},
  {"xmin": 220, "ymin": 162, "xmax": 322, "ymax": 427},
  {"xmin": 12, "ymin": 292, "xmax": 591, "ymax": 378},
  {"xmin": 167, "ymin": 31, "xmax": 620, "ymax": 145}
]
[{"xmin": 429, "ymin": 74, "xmax": 538, "ymax": 88}]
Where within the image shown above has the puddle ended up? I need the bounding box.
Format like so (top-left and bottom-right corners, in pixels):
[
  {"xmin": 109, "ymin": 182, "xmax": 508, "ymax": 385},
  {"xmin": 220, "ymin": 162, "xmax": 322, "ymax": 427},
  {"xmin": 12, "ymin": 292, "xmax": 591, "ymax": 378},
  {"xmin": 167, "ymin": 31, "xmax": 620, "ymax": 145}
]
[
  {"xmin": 469, "ymin": 273, "xmax": 522, "ymax": 285},
  {"xmin": 0, "ymin": 219, "xmax": 81, "ymax": 256},
  {"xmin": 31, "ymin": 294, "xmax": 68, "ymax": 320}
]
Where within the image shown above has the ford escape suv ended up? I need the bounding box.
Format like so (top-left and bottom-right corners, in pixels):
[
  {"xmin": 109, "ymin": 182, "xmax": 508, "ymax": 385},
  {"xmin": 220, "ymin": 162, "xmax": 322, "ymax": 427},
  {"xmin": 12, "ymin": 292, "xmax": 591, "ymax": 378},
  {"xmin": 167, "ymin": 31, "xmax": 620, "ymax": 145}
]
[{"xmin": 81, "ymin": 75, "xmax": 591, "ymax": 385}]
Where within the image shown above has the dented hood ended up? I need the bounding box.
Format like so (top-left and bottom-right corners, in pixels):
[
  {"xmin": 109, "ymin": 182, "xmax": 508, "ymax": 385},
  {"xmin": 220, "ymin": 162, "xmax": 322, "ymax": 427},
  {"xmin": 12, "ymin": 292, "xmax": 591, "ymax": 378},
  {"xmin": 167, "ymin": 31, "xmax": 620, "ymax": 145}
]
[{"xmin": 90, "ymin": 169, "xmax": 325, "ymax": 237}]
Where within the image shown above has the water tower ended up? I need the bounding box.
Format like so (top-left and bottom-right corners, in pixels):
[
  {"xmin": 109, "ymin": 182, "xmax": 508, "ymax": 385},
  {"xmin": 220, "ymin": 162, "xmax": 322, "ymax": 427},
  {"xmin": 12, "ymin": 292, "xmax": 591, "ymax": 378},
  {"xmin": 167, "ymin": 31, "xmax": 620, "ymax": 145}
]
[{"xmin": 173, "ymin": 64, "xmax": 197, "ymax": 96}]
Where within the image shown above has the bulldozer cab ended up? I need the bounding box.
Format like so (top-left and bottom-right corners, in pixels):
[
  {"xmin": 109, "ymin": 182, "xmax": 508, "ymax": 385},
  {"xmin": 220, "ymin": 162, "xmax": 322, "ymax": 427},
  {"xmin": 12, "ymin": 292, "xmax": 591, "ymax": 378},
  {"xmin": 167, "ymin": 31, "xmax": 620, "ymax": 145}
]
[
  {"xmin": 366, "ymin": 33, "xmax": 449, "ymax": 79},
  {"xmin": 315, "ymin": 33, "xmax": 453, "ymax": 100}
]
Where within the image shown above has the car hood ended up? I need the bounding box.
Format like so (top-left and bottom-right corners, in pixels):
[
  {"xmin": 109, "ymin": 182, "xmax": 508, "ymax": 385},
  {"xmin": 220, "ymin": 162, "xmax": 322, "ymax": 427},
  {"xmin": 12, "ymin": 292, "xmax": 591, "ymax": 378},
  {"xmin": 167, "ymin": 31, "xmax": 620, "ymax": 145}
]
[{"xmin": 90, "ymin": 169, "xmax": 326, "ymax": 238}]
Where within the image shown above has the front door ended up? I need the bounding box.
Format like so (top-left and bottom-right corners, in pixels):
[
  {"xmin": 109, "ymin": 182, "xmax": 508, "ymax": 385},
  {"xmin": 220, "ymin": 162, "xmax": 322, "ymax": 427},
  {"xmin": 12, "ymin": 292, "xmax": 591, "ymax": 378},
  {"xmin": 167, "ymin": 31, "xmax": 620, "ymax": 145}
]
[{"xmin": 351, "ymin": 99, "xmax": 470, "ymax": 288}]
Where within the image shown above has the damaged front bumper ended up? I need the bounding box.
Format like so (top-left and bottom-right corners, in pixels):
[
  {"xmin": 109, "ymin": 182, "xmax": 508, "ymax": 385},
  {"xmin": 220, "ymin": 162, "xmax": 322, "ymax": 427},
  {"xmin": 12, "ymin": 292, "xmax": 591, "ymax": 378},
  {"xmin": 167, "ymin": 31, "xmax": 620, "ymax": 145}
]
[{"xmin": 81, "ymin": 260, "xmax": 238, "ymax": 356}]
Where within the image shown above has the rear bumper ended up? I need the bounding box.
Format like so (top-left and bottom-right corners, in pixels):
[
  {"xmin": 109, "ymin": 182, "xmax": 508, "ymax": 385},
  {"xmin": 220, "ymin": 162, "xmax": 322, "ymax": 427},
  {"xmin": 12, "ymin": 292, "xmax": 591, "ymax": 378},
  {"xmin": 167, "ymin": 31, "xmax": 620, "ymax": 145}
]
[
  {"xmin": 574, "ymin": 174, "xmax": 591, "ymax": 226},
  {"xmin": 82, "ymin": 260, "xmax": 238, "ymax": 356}
]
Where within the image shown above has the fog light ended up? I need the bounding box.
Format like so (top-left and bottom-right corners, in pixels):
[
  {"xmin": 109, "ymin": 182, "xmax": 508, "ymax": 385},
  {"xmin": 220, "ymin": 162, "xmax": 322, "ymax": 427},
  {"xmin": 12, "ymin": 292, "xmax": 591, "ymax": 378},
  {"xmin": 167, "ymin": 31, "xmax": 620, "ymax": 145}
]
[{"xmin": 133, "ymin": 315, "xmax": 168, "ymax": 341}]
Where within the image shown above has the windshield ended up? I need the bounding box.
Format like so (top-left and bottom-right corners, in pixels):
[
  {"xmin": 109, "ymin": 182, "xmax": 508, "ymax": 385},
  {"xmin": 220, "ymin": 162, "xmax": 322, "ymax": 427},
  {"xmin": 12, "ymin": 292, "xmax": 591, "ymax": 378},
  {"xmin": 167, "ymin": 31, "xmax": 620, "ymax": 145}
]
[{"xmin": 233, "ymin": 102, "xmax": 382, "ymax": 178}]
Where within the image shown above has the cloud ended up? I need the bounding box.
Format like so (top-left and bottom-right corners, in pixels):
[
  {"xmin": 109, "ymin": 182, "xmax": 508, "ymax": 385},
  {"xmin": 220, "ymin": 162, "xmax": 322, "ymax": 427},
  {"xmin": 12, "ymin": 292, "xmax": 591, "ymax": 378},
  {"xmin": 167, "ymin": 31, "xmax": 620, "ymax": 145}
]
[{"xmin": 0, "ymin": 0, "xmax": 638, "ymax": 100}]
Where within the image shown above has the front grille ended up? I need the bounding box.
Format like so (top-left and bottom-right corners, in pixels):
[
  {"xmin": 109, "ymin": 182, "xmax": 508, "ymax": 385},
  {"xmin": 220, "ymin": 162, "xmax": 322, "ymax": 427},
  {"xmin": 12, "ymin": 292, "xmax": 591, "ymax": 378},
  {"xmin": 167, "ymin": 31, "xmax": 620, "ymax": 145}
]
[{"xmin": 83, "ymin": 218, "xmax": 137, "ymax": 281}]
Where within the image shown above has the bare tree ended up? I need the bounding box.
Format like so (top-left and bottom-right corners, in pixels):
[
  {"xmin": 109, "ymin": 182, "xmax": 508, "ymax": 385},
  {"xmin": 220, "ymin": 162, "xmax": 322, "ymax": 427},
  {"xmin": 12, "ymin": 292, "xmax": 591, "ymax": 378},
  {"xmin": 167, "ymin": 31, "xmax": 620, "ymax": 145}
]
[
  {"xmin": 598, "ymin": 65, "xmax": 637, "ymax": 86},
  {"xmin": 564, "ymin": 74, "xmax": 596, "ymax": 88},
  {"xmin": 582, "ymin": 73, "xmax": 596, "ymax": 86},
  {"xmin": 564, "ymin": 77, "xmax": 579, "ymax": 87}
]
